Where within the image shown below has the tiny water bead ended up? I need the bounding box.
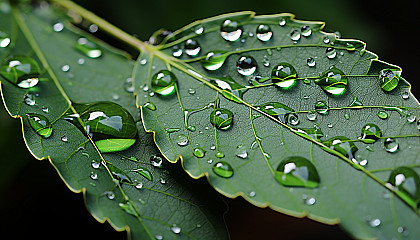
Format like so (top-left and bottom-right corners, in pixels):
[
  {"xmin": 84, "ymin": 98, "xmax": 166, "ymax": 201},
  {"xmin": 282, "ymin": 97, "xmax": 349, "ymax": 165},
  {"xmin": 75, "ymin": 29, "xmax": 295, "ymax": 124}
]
[
  {"xmin": 271, "ymin": 62, "xmax": 297, "ymax": 89},
  {"xmin": 66, "ymin": 102, "xmax": 137, "ymax": 153},
  {"xmin": 184, "ymin": 39, "xmax": 201, "ymax": 56},
  {"xmin": 287, "ymin": 114, "xmax": 299, "ymax": 126},
  {"xmin": 176, "ymin": 134, "xmax": 188, "ymax": 146},
  {"xmin": 314, "ymin": 101, "xmax": 329, "ymax": 115},
  {"xmin": 74, "ymin": 37, "xmax": 102, "ymax": 58},
  {"xmin": 290, "ymin": 29, "xmax": 301, "ymax": 41},
  {"xmin": 301, "ymin": 26, "xmax": 312, "ymax": 37},
  {"xmin": 360, "ymin": 123, "xmax": 382, "ymax": 144},
  {"xmin": 210, "ymin": 108, "xmax": 233, "ymax": 130},
  {"xmin": 0, "ymin": 55, "xmax": 40, "ymax": 88},
  {"xmin": 377, "ymin": 111, "xmax": 388, "ymax": 119},
  {"xmin": 235, "ymin": 145, "xmax": 247, "ymax": 159},
  {"xmin": 279, "ymin": 18, "xmax": 286, "ymax": 26},
  {"xmin": 212, "ymin": 161, "xmax": 234, "ymax": 178},
  {"xmin": 257, "ymin": 102, "xmax": 294, "ymax": 123},
  {"xmin": 193, "ymin": 147, "xmax": 206, "ymax": 158},
  {"xmin": 275, "ymin": 156, "xmax": 320, "ymax": 188},
  {"xmin": 150, "ymin": 155, "xmax": 163, "ymax": 168},
  {"xmin": 150, "ymin": 70, "xmax": 177, "ymax": 96},
  {"xmin": 315, "ymin": 66, "xmax": 347, "ymax": 95},
  {"xmin": 220, "ymin": 19, "xmax": 242, "ymax": 42},
  {"xmin": 256, "ymin": 24, "xmax": 273, "ymax": 42},
  {"xmin": 384, "ymin": 138, "xmax": 399, "ymax": 153},
  {"xmin": 378, "ymin": 69, "xmax": 401, "ymax": 92},
  {"xmin": 306, "ymin": 57, "xmax": 316, "ymax": 67},
  {"xmin": 26, "ymin": 113, "xmax": 53, "ymax": 138},
  {"xmin": 0, "ymin": 30, "xmax": 11, "ymax": 48},
  {"xmin": 236, "ymin": 56, "xmax": 257, "ymax": 76},
  {"xmin": 388, "ymin": 167, "xmax": 420, "ymax": 205},
  {"xmin": 172, "ymin": 46, "xmax": 183, "ymax": 57},
  {"xmin": 201, "ymin": 51, "xmax": 229, "ymax": 71},
  {"xmin": 325, "ymin": 47, "xmax": 337, "ymax": 59}
]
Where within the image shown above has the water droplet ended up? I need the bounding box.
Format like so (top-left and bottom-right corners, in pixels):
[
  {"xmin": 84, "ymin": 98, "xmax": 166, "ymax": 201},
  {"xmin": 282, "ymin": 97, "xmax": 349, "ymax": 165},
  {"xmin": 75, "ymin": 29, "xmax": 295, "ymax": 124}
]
[
  {"xmin": 211, "ymin": 76, "xmax": 247, "ymax": 103},
  {"xmin": 201, "ymin": 51, "xmax": 228, "ymax": 71},
  {"xmin": 24, "ymin": 93, "xmax": 36, "ymax": 106},
  {"xmin": 323, "ymin": 37, "xmax": 330, "ymax": 44},
  {"xmin": 132, "ymin": 167, "xmax": 152, "ymax": 181},
  {"xmin": 26, "ymin": 113, "xmax": 53, "ymax": 138},
  {"xmin": 397, "ymin": 226, "xmax": 409, "ymax": 236},
  {"xmin": 279, "ymin": 18, "xmax": 286, "ymax": 26},
  {"xmin": 236, "ymin": 56, "xmax": 257, "ymax": 76},
  {"xmin": 0, "ymin": 56, "xmax": 40, "ymax": 88},
  {"xmin": 360, "ymin": 123, "xmax": 382, "ymax": 144},
  {"xmin": 155, "ymin": 235, "xmax": 163, "ymax": 240},
  {"xmin": 256, "ymin": 24, "xmax": 272, "ymax": 41},
  {"xmin": 388, "ymin": 167, "xmax": 420, "ymax": 205},
  {"xmin": 401, "ymin": 88, "xmax": 410, "ymax": 100},
  {"xmin": 143, "ymin": 102, "xmax": 156, "ymax": 111},
  {"xmin": 249, "ymin": 191, "xmax": 256, "ymax": 197},
  {"xmin": 88, "ymin": 24, "xmax": 99, "ymax": 33},
  {"xmin": 210, "ymin": 108, "xmax": 233, "ymax": 130},
  {"xmin": 349, "ymin": 96, "xmax": 363, "ymax": 107},
  {"xmin": 0, "ymin": 30, "xmax": 11, "ymax": 47},
  {"xmin": 171, "ymin": 225, "xmax": 181, "ymax": 234},
  {"xmin": 171, "ymin": 45, "xmax": 183, "ymax": 57},
  {"xmin": 107, "ymin": 163, "xmax": 132, "ymax": 183},
  {"xmin": 368, "ymin": 218, "xmax": 381, "ymax": 228},
  {"xmin": 75, "ymin": 37, "xmax": 102, "ymax": 58},
  {"xmin": 151, "ymin": 70, "xmax": 177, "ymax": 96},
  {"xmin": 193, "ymin": 147, "xmax": 206, "ymax": 158},
  {"xmin": 344, "ymin": 113, "xmax": 350, "ymax": 120},
  {"xmin": 307, "ymin": 57, "xmax": 316, "ymax": 67},
  {"xmin": 271, "ymin": 62, "xmax": 297, "ymax": 89},
  {"xmin": 194, "ymin": 25, "xmax": 204, "ymax": 35},
  {"xmin": 407, "ymin": 114, "xmax": 416, "ymax": 123},
  {"xmin": 123, "ymin": 78, "xmax": 134, "ymax": 93},
  {"xmin": 384, "ymin": 138, "xmax": 399, "ymax": 153},
  {"xmin": 257, "ymin": 102, "xmax": 294, "ymax": 123},
  {"xmin": 290, "ymin": 29, "xmax": 301, "ymax": 41},
  {"xmin": 301, "ymin": 26, "xmax": 312, "ymax": 37},
  {"xmin": 160, "ymin": 178, "xmax": 166, "ymax": 184},
  {"xmin": 90, "ymin": 172, "xmax": 98, "ymax": 180},
  {"xmin": 378, "ymin": 69, "xmax": 401, "ymax": 92},
  {"xmin": 275, "ymin": 156, "xmax": 320, "ymax": 188},
  {"xmin": 150, "ymin": 155, "xmax": 163, "ymax": 168},
  {"xmin": 66, "ymin": 102, "xmax": 137, "ymax": 153},
  {"xmin": 213, "ymin": 161, "xmax": 233, "ymax": 178},
  {"xmin": 104, "ymin": 191, "xmax": 115, "ymax": 200},
  {"xmin": 184, "ymin": 39, "xmax": 201, "ymax": 56},
  {"xmin": 307, "ymin": 111, "xmax": 317, "ymax": 121},
  {"xmin": 175, "ymin": 134, "xmax": 188, "ymax": 146},
  {"xmin": 119, "ymin": 201, "xmax": 138, "ymax": 216},
  {"xmin": 215, "ymin": 151, "xmax": 225, "ymax": 158},
  {"xmin": 326, "ymin": 47, "xmax": 337, "ymax": 59},
  {"xmin": 220, "ymin": 19, "xmax": 242, "ymax": 42},
  {"xmin": 61, "ymin": 64, "xmax": 70, "ymax": 72},
  {"xmin": 287, "ymin": 114, "xmax": 299, "ymax": 126},
  {"xmin": 187, "ymin": 88, "xmax": 196, "ymax": 95},
  {"xmin": 315, "ymin": 100, "xmax": 329, "ymax": 115},
  {"xmin": 135, "ymin": 182, "xmax": 143, "ymax": 189},
  {"xmin": 235, "ymin": 145, "xmax": 247, "ymax": 158},
  {"xmin": 315, "ymin": 66, "xmax": 347, "ymax": 95},
  {"xmin": 322, "ymin": 136, "xmax": 358, "ymax": 161},
  {"xmin": 61, "ymin": 134, "xmax": 68, "ymax": 142},
  {"xmin": 91, "ymin": 161, "xmax": 100, "ymax": 169}
]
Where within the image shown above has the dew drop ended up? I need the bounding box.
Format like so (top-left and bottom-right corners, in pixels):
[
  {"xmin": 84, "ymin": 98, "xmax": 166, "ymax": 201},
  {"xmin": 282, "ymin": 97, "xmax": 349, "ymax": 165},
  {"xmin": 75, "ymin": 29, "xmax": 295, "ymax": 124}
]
[
  {"xmin": 61, "ymin": 134, "xmax": 68, "ymax": 142},
  {"xmin": 75, "ymin": 37, "xmax": 102, "ymax": 58},
  {"xmin": 184, "ymin": 39, "xmax": 201, "ymax": 56},
  {"xmin": 326, "ymin": 47, "xmax": 337, "ymax": 59},
  {"xmin": 256, "ymin": 24, "xmax": 273, "ymax": 41},
  {"xmin": 235, "ymin": 145, "xmax": 247, "ymax": 159},
  {"xmin": 0, "ymin": 56, "xmax": 40, "ymax": 88},
  {"xmin": 201, "ymin": 51, "xmax": 228, "ymax": 71},
  {"xmin": 301, "ymin": 26, "xmax": 312, "ymax": 37},
  {"xmin": 236, "ymin": 56, "xmax": 257, "ymax": 76},
  {"xmin": 143, "ymin": 102, "xmax": 156, "ymax": 111},
  {"xmin": 378, "ymin": 69, "xmax": 401, "ymax": 92},
  {"xmin": 151, "ymin": 70, "xmax": 177, "ymax": 96},
  {"xmin": 171, "ymin": 45, "xmax": 183, "ymax": 57},
  {"xmin": 135, "ymin": 182, "xmax": 143, "ymax": 189},
  {"xmin": 160, "ymin": 178, "xmax": 166, "ymax": 184},
  {"xmin": 275, "ymin": 156, "xmax": 320, "ymax": 188},
  {"xmin": 287, "ymin": 114, "xmax": 299, "ymax": 126},
  {"xmin": 360, "ymin": 123, "xmax": 382, "ymax": 144},
  {"xmin": 193, "ymin": 147, "xmax": 206, "ymax": 158},
  {"xmin": 257, "ymin": 102, "xmax": 294, "ymax": 123},
  {"xmin": 215, "ymin": 151, "xmax": 225, "ymax": 158},
  {"xmin": 407, "ymin": 114, "xmax": 416, "ymax": 123},
  {"xmin": 377, "ymin": 111, "xmax": 388, "ymax": 119},
  {"xmin": 307, "ymin": 111, "xmax": 317, "ymax": 121},
  {"xmin": 24, "ymin": 93, "xmax": 36, "ymax": 106},
  {"xmin": 368, "ymin": 218, "xmax": 381, "ymax": 228},
  {"xmin": 271, "ymin": 62, "xmax": 297, "ymax": 89},
  {"xmin": 91, "ymin": 161, "xmax": 100, "ymax": 169},
  {"xmin": 210, "ymin": 108, "xmax": 233, "ymax": 130},
  {"xmin": 315, "ymin": 100, "xmax": 329, "ymax": 115},
  {"xmin": 90, "ymin": 172, "xmax": 98, "ymax": 180},
  {"xmin": 150, "ymin": 155, "xmax": 163, "ymax": 168},
  {"xmin": 171, "ymin": 225, "xmax": 181, "ymax": 234},
  {"xmin": 104, "ymin": 191, "xmax": 115, "ymax": 200},
  {"xmin": 26, "ymin": 113, "xmax": 53, "ymax": 138},
  {"xmin": 322, "ymin": 136, "xmax": 358, "ymax": 161},
  {"xmin": 279, "ymin": 18, "xmax": 286, "ymax": 26},
  {"xmin": 401, "ymin": 88, "xmax": 410, "ymax": 100},
  {"xmin": 384, "ymin": 138, "xmax": 399, "ymax": 153},
  {"xmin": 315, "ymin": 66, "xmax": 347, "ymax": 95},
  {"xmin": 220, "ymin": 19, "xmax": 242, "ymax": 42},
  {"xmin": 61, "ymin": 64, "xmax": 70, "ymax": 72},
  {"xmin": 176, "ymin": 134, "xmax": 188, "ymax": 146},
  {"xmin": 290, "ymin": 29, "xmax": 301, "ymax": 41},
  {"xmin": 323, "ymin": 36, "xmax": 330, "ymax": 44},
  {"xmin": 307, "ymin": 57, "xmax": 316, "ymax": 67},
  {"xmin": 388, "ymin": 167, "xmax": 420, "ymax": 206},
  {"xmin": 0, "ymin": 30, "xmax": 11, "ymax": 47},
  {"xmin": 213, "ymin": 161, "xmax": 233, "ymax": 178},
  {"xmin": 194, "ymin": 25, "xmax": 204, "ymax": 35}
]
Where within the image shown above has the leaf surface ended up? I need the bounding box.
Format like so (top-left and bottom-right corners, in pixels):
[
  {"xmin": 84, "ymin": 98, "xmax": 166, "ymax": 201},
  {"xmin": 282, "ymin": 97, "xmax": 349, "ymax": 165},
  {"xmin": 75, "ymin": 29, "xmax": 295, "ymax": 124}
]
[
  {"xmin": 132, "ymin": 11, "xmax": 420, "ymax": 239},
  {"xmin": 0, "ymin": 4, "xmax": 228, "ymax": 240}
]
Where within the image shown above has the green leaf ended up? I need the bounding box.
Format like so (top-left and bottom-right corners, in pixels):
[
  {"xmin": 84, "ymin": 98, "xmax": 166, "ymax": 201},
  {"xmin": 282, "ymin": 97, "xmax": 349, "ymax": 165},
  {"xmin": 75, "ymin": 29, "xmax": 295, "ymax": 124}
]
[
  {"xmin": 131, "ymin": 10, "xmax": 420, "ymax": 240},
  {"xmin": 0, "ymin": 4, "xmax": 228, "ymax": 240}
]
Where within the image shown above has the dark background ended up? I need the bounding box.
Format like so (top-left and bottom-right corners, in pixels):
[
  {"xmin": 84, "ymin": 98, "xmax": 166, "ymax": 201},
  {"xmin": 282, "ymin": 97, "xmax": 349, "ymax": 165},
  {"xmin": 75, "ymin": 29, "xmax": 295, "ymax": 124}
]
[{"xmin": 0, "ymin": 0, "xmax": 418, "ymax": 239}]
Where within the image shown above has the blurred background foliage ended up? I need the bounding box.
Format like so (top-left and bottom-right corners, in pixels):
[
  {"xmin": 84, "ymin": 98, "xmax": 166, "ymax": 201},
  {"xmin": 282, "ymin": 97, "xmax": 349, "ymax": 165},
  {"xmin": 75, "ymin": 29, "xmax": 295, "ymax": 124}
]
[{"xmin": 0, "ymin": 0, "xmax": 418, "ymax": 239}]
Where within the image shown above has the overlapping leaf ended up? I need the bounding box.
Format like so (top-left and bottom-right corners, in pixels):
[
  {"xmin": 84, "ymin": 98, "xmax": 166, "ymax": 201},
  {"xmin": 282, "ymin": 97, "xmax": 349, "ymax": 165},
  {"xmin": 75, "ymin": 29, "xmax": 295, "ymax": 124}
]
[
  {"xmin": 133, "ymin": 11, "xmax": 420, "ymax": 239},
  {"xmin": 0, "ymin": 4, "xmax": 228, "ymax": 240}
]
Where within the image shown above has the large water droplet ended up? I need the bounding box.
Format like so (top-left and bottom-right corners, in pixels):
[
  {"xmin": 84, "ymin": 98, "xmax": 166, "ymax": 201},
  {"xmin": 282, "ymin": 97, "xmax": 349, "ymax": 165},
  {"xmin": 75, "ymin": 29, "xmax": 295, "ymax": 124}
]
[
  {"xmin": 210, "ymin": 108, "xmax": 233, "ymax": 130},
  {"xmin": 275, "ymin": 156, "xmax": 320, "ymax": 188},
  {"xmin": 388, "ymin": 167, "xmax": 420, "ymax": 206},
  {"xmin": 360, "ymin": 123, "xmax": 382, "ymax": 144},
  {"xmin": 220, "ymin": 19, "xmax": 242, "ymax": 42},
  {"xmin": 257, "ymin": 102, "xmax": 294, "ymax": 123},
  {"xmin": 184, "ymin": 39, "xmax": 201, "ymax": 56},
  {"xmin": 256, "ymin": 24, "xmax": 272, "ymax": 42},
  {"xmin": 290, "ymin": 29, "xmax": 300, "ymax": 41},
  {"xmin": 384, "ymin": 138, "xmax": 399, "ymax": 153},
  {"xmin": 75, "ymin": 37, "xmax": 102, "ymax": 58},
  {"xmin": 0, "ymin": 30, "xmax": 11, "ymax": 48},
  {"xmin": 315, "ymin": 66, "xmax": 347, "ymax": 95},
  {"xmin": 26, "ymin": 113, "xmax": 53, "ymax": 138},
  {"xmin": 271, "ymin": 62, "xmax": 297, "ymax": 89},
  {"xmin": 66, "ymin": 102, "xmax": 137, "ymax": 153},
  {"xmin": 151, "ymin": 70, "xmax": 177, "ymax": 96},
  {"xmin": 307, "ymin": 57, "xmax": 316, "ymax": 67},
  {"xmin": 0, "ymin": 56, "xmax": 40, "ymax": 88},
  {"xmin": 237, "ymin": 56, "xmax": 256, "ymax": 76},
  {"xmin": 378, "ymin": 69, "xmax": 401, "ymax": 92},
  {"xmin": 213, "ymin": 161, "xmax": 233, "ymax": 178},
  {"xmin": 315, "ymin": 100, "xmax": 329, "ymax": 115},
  {"xmin": 301, "ymin": 26, "xmax": 312, "ymax": 37},
  {"xmin": 326, "ymin": 47, "xmax": 337, "ymax": 59},
  {"xmin": 201, "ymin": 51, "xmax": 229, "ymax": 71}
]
